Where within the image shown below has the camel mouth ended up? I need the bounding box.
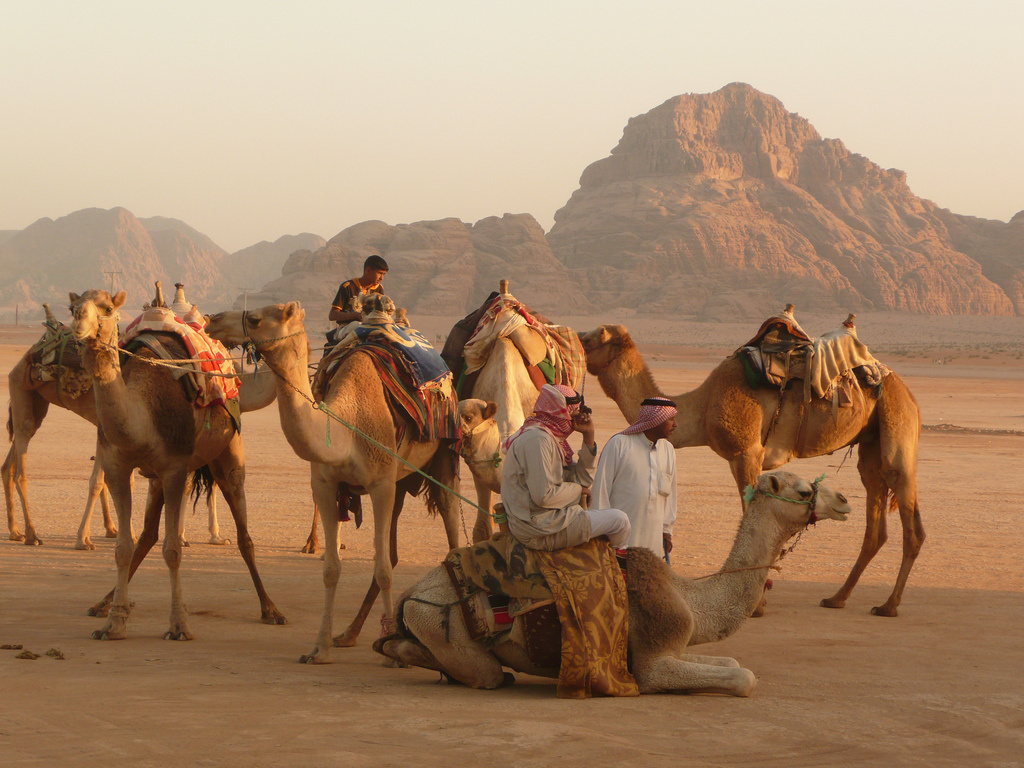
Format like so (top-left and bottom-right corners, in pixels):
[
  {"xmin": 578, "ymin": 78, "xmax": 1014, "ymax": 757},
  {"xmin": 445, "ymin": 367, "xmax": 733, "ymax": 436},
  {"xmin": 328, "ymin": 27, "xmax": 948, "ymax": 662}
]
[{"xmin": 817, "ymin": 505, "xmax": 851, "ymax": 522}]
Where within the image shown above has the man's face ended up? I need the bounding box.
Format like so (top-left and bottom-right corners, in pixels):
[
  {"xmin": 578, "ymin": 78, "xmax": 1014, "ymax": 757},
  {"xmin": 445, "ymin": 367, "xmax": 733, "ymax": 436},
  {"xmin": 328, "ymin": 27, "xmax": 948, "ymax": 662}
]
[
  {"xmin": 652, "ymin": 415, "xmax": 677, "ymax": 441},
  {"xmin": 363, "ymin": 268, "xmax": 387, "ymax": 286}
]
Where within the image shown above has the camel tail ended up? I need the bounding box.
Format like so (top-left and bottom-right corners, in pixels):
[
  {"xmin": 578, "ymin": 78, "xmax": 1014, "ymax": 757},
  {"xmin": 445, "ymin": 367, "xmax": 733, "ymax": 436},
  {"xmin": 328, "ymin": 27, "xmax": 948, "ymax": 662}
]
[
  {"xmin": 424, "ymin": 447, "xmax": 459, "ymax": 519},
  {"xmin": 190, "ymin": 465, "xmax": 216, "ymax": 511},
  {"xmin": 6, "ymin": 402, "xmax": 11, "ymax": 442}
]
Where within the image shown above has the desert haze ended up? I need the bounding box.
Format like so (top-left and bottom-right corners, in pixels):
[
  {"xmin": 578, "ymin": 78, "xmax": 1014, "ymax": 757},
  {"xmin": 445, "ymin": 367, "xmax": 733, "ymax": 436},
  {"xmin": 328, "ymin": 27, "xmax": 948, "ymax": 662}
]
[{"xmin": 1, "ymin": 310, "xmax": 1021, "ymax": 767}]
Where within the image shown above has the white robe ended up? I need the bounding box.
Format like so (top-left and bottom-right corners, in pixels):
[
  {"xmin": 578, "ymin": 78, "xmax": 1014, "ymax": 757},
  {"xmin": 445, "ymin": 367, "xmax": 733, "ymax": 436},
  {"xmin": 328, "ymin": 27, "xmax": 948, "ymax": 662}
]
[{"xmin": 592, "ymin": 432, "xmax": 677, "ymax": 555}]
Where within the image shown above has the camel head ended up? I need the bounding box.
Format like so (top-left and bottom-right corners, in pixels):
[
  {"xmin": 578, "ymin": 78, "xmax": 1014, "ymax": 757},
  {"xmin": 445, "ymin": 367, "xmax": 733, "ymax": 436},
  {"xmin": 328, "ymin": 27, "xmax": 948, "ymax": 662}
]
[
  {"xmin": 69, "ymin": 289, "xmax": 126, "ymax": 345},
  {"xmin": 580, "ymin": 324, "xmax": 633, "ymax": 374},
  {"xmin": 457, "ymin": 398, "xmax": 498, "ymax": 440},
  {"xmin": 748, "ymin": 471, "xmax": 851, "ymax": 534},
  {"xmin": 206, "ymin": 302, "xmax": 307, "ymax": 353}
]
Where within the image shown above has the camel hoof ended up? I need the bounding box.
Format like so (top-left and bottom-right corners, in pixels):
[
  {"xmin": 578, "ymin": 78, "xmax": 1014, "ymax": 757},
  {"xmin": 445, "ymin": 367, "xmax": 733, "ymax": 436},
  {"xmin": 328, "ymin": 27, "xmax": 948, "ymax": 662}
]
[
  {"xmin": 870, "ymin": 605, "xmax": 898, "ymax": 617},
  {"xmin": 300, "ymin": 540, "xmax": 318, "ymax": 554},
  {"xmin": 104, "ymin": 529, "xmax": 118, "ymax": 538},
  {"xmin": 261, "ymin": 609, "xmax": 287, "ymax": 626},
  {"xmin": 299, "ymin": 649, "xmax": 331, "ymax": 664},
  {"xmin": 180, "ymin": 539, "xmax": 191, "ymax": 548},
  {"xmin": 164, "ymin": 630, "xmax": 194, "ymax": 641},
  {"xmin": 750, "ymin": 598, "xmax": 767, "ymax": 617},
  {"xmin": 9, "ymin": 532, "xmax": 26, "ymax": 542},
  {"xmin": 381, "ymin": 656, "xmax": 407, "ymax": 669},
  {"xmin": 75, "ymin": 540, "xmax": 97, "ymax": 551},
  {"xmin": 819, "ymin": 597, "xmax": 846, "ymax": 610},
  {"xmin": 91, "ymin": 629, "xmax": 125, "ymax": 641},
  {"xmin": 24, "ymin": 536, "xmax": 43, "ymax": 546},
  {"xmin": 332, "ymin": 632, "xmax": 358, "ymax": 648},
  {"xmin": 207, "ymin": 536, "xmax": 230, "ymax": 545}
]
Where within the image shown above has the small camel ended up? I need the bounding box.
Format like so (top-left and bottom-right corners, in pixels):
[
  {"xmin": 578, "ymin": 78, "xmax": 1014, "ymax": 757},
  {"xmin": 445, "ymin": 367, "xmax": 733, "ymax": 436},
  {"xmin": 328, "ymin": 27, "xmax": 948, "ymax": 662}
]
[
  {"xmin": 205, "ymin": 302, "xmax": 461, "ymax": 661},
  {"xmin": 581, "ymin": 321, "xmax": 925, "ymax": 617},
  {"xmin": 456, "ymin": 399, "xmax": 502, "ymax": 519},
  {"xmin": 70, "ymin": 288, "xmax": 283, "ymax": 640},
  {"xmin": 378, "ymin": 470, "xmax": 850, "ymax": 694}
]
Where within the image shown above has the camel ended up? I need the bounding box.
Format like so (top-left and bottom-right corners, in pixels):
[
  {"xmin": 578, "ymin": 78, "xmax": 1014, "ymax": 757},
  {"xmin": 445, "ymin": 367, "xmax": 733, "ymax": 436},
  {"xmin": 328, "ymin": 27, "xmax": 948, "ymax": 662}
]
[
  {"xmin": 456, "ymin": 399, "xmax": 502, "ymax": 528},
  {"xmin": 4, "ymin": 306, "xmax": 275, "ymax": 550},
  {"xmin": 69, "ymin": 288, "xmax": 283, "ymax": 640},
  {"xmin": 204, "ymin": 302, "xmax": 461, "ymax": 661},
  {"xmin": 377, "ymin": 470, "xmax": 850, "ymax": 694},
  {"xmin": 581, "ymin": 321, "xmax": 925, "ymax": 617}
]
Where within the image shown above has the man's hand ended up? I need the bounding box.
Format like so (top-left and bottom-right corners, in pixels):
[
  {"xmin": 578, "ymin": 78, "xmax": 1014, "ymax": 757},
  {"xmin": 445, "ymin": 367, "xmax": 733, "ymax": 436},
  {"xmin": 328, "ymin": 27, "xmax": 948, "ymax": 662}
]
[
  {"xmin": 579, "ymin": 487, "xmax": 592, "ymax": 509},
  {"xmin": 663, "ymin": 533, "xmax": 673, "ymax": 555},
  {"xmin": 572, "ymin": 411, "xmax": 596, "ymax": 447}
]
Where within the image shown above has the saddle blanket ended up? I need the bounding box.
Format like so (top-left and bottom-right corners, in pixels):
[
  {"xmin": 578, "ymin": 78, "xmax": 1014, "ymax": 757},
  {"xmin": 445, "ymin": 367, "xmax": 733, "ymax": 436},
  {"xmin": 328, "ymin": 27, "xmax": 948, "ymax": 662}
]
[
  {"xmin": 121, "ymin": 307, "xmax": 240, "ymax": 409},
  {"xmin": 24, "ymin": 321, "xmax": 92, "ymax": 399},
  {"xmin": 440, "ymin": 533, "xmax": 638, "ymax": 699},
  {"xmin": 328, "ymin": 319, "xmax": 450, "ymax": 386}
]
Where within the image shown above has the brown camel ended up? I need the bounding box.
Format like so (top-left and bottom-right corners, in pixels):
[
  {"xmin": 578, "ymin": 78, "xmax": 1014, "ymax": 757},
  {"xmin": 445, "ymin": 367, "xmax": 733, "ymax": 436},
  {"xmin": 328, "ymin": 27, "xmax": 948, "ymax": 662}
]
[
  {"xmin": 377, "ymin": 470, "xmax": 850, "ymax": 694},
  {"xmin": 581, "ymin": 322, "xmax": 925, "ymax": 617},
  {"xmin": 205, "ymin": 302, "xmax": 461, "ymax": 662},
  {"xmin": 69, "ymin": 288, "xmax": 283, "ymax": 640}
]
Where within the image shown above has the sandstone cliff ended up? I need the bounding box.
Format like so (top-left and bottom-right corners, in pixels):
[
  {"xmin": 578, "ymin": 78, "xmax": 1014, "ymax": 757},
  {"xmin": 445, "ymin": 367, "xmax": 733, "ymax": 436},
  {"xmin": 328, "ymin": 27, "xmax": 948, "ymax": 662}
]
[
  {"xmin": 548, "ymin": 82, "xmax": 1019, "ymax": 316},
  {"xmin": 239, "ymin": 214, "xmax": 590, "ymax": 321},
  {"xmin": 220, "ymin": 233, "xmax": 326, "ymax": 295}
]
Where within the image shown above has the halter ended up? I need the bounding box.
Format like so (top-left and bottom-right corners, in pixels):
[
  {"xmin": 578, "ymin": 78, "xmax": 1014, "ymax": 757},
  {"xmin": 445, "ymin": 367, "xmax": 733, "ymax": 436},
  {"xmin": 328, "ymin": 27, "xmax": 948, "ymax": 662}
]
[
  {"xmin": 742, "ymin": 473, "xmax": 826, "ymax": 526},
  {"xmin": 458, "ymin": 417, "xmax": 502, "ymax": 468}
]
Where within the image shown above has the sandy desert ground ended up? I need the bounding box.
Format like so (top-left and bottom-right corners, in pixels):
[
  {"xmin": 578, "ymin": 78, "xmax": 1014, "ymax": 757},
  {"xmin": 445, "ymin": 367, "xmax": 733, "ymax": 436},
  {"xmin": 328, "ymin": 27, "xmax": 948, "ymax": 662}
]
[{"xmin": 1, "ymin": 312, "xmax": 1022, "ymax": 768}]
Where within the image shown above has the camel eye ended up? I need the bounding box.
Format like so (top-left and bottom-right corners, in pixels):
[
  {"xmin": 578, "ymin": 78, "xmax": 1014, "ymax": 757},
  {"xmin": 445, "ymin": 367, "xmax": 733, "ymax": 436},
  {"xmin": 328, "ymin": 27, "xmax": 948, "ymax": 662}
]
[{"xmin": 799, "ymin": 488, "xmax": 813, "ymax": 499}]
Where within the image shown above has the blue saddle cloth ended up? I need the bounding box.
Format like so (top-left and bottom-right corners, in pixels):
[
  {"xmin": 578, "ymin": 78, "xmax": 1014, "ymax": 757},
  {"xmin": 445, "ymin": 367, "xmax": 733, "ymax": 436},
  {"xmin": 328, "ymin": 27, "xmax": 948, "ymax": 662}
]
[{"xmin": 353, "ymin": 322, "xmax": 450, "ymax": 386}]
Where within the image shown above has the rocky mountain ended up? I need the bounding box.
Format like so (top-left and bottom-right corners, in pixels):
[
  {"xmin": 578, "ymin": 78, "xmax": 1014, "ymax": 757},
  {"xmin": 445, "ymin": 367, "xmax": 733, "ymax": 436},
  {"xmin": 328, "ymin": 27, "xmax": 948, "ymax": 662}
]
[
  {"xmin": 548, "ymin": 82, "xmax": 1021, "ymax": 317},
  {"xmin": 0, "ymin": 207, "xmax": 234, "ymax": 321},
  {"xmin": 240, "ymin": 214, "xmax": 590, "ymax": 320},
  {"xmin": 220, "ymin": 233, "xmax": 326, "ymax": 296}
]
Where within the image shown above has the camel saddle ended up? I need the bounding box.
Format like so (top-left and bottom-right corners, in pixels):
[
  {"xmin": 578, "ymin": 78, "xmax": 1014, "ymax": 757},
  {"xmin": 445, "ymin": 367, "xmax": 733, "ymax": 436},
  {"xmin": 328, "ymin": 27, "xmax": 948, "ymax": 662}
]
[
  {"xmin": 737, "ymin": 310, "xmax": 889, "ymax": 408},
  {"xmin": 24, "ymin": 321, "xmax": 92, "ymax": 400},
  {"xmin": 432, "ymin": 533, "xmax": 638, "ymax": 698}
]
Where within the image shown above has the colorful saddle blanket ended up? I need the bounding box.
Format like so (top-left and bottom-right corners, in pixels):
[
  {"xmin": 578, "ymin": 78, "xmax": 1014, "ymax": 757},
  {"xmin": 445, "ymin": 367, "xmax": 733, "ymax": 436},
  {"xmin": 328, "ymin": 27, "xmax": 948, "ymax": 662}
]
[
  {"xmin": 440, "ymin": 534, "xmax": 638, "ymax": 699},
  {"xmin": 121, "ymin": 307, "xmax": 240, "ymax": 409}
]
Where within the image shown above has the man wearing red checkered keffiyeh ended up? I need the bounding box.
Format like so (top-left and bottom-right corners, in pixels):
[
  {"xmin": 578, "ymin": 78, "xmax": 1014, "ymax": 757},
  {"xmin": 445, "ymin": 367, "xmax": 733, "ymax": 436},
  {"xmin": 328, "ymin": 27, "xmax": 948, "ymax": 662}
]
[
  {"xmin": 592, "ymin": 397, "xmax": 679, "ymax": 559},
  {"xmin": 500, "ymin": 384, "xmax": 631, "ymax": 551}
]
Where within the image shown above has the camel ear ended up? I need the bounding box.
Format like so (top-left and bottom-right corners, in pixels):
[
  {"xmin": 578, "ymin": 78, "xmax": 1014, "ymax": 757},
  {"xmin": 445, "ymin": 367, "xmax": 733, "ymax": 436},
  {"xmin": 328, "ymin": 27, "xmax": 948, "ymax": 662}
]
[
  {"xmin": 69, "ymin": 292, "xmax": 80, "ymax": 303},
  {"xmin": 598, "ymin": 327, "xmax": 612, "ymax": 343},
  {"xmin": 483, "ymin": 401, "xmax": 498, "ymax": 421},
  {"xmin": 768, "ymin": 474, "xmax": 781, "ymax": 495},
  {"xmin": 112, "ymin": 291, "xmax": 127, "ymax": 309}
]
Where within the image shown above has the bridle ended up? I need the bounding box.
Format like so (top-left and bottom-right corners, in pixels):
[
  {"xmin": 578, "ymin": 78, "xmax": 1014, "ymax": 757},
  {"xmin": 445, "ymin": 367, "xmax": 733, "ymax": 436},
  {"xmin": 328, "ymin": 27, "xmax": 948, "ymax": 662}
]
[{"xmin": 743, "ymin": 473, "xmax": 826, "ymax": 526}]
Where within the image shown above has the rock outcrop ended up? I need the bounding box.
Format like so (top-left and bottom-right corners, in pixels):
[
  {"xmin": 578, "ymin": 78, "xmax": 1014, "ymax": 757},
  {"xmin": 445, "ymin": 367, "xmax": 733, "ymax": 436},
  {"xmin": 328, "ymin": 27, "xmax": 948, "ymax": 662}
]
[
  {"xmin": 0, "ymin": 207, "xmax": 233, "ymax": 319},
  {"xmin": 548, "ymin": 83, "xmax": 1019, "ymax": 316},
  {"xmin": 239, "ymin": 214, "xmax": 590, "ymax": 320},
  {"xmin": 220, "ymin": 233, "xmax": 326, "ymax": 295}
]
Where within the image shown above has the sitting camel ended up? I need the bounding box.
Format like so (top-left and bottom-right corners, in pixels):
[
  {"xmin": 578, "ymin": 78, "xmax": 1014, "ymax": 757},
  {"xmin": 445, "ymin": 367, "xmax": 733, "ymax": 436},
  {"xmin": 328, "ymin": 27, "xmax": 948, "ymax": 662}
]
[
  {"xmin": 70, "ymin": 288, "xmax": 283, "ymax": 640},
  {"xmin": 205, "ymin": 302, "xmax": 461, "ymax": 661},
  {"xmin": 377, "ymin": 470, "xmax": 850, "ymax": 694},
  {"xmin": 581, "ymin": 321, "xmax": 924, "ymax": 617}
]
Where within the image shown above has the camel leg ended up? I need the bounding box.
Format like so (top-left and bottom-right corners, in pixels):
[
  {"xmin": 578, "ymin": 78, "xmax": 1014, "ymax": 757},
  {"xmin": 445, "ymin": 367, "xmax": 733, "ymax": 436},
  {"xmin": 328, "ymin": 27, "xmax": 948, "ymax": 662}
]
[
  {"xmin": 301, "ymin": 503, "xmax": 320, "ymax": 554},
  {"xmin": 821, "ymin": 438, "xmax": 889, "ymax": 611},
  {"xmin": 162, "ymin": 471, "xmax": 193, "ymax": 640},
  {"xmin": 98, "ymin": 476, "xmax": 118, "ymax": 538},
  {"xmin": 76, "ymin": 455, "xmax": 108, "ymax": 550},
  {"xmin": 3, "ymin": 444, "xmax": 25, "ymax": 542},
  {"xmin": 300, "ymin": 470, "xmax": 344, "ymax": 664},
  {"xmin": 88, "ymin": 480, "xmax": 165, "ymax": 617},
  {"xmin": 5, "ymin": 386, "xmax": 50, "ymax": 544},
  {"xmin": 870, "ymin": 475, "xmax": 924, "ymax": 618},
  {"xmin": 333, "ymin": 489, "xmax": 406, "ymax": 647},
  {"xmin": 471, "ymin": 477, "xmax": 493, "ymax": 543},
  {"xmin": 206, "ymin": 487, "xmax": 229, "ymax": 545},
  {"xmin": 209, "ymin": 439, "xmax": 286, "ymax": 625},
  {"xmin": 92, "ymin": 463, "xmax": 135, "ymax": 640},
  {"xmin": 368, "ymin": 480, "xmax": 398, "ymax": 620},
  {"xmin": 729, "ymin": 451, "xmax": 767, "ymax": 615},
  {"xmin": 633, "ymin": 656, "xmax": 757, "ymax": 696},
  {"xmin": 684, "ymin": 653, "xmax": 742, "ymax": 668}
]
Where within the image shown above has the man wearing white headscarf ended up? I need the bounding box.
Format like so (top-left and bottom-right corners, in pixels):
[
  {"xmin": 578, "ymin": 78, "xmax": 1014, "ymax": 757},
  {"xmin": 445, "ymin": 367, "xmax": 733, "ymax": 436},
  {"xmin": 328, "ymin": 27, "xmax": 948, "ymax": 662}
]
[
  {"xmin": 500, "ymin": 384, "xmax": 631, "ymax": 552},
  {"xmin": 592, "ymin": 397, "xmax": 678, "ymax": 558}
]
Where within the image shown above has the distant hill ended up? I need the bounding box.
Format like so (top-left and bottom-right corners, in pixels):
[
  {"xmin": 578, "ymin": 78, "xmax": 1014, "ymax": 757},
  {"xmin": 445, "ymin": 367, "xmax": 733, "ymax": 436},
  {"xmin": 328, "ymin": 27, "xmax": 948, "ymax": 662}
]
[
  {"xmin": 220, "ymin": 233, "xmax": 326, "ymax": 296},
  {"xmin": 548, "ymin": 82, "xmax": 1021, "ymax": 317}
]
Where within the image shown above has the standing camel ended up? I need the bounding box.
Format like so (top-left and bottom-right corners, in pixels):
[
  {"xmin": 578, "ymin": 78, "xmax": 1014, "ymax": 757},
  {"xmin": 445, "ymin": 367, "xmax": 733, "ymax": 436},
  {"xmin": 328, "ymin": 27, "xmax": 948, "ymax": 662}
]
[
  {"xmin": 205, "ymin": 302, "xmax": 461, "ymax": 661},
  {"xmin": 377, "ymin": 470, "xmax": 851, "ymax": 693},
  {"xmin": 581, "ymin": 323, "xmax": 924, "ymax": 617},
  {"xmin": 69, "ymin": 288, "xmax": 283, "ymax": 640}
]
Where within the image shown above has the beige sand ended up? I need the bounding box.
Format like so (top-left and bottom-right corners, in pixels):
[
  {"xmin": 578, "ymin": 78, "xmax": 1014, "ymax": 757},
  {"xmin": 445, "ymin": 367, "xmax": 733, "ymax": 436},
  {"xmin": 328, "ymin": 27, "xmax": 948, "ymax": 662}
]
[{"xmin": 1, "ymin": 314, "xmax": 1022, "ymax": 768}]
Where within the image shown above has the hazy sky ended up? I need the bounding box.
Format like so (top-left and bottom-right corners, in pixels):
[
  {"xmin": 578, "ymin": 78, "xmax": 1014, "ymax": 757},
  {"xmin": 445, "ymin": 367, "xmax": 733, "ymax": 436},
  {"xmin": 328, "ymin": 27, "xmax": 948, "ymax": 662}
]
[{"xmin": 2, "ymin": 1, "xmax": 1022, "ymax": 252}]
